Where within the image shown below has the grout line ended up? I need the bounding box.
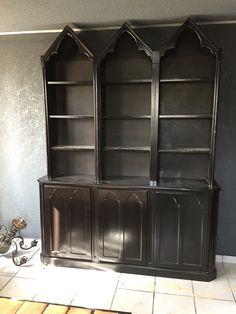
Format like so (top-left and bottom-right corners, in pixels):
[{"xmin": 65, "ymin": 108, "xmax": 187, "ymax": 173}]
[
  {"xmin": 227, "ymin": 278, "xmax": 236, "ymax": 303},
  {"xmin": 109, "ymin": 272, "xmax": 121, "ymax": 310},
  {"xmin": 0, "ymin": 275, "xmax": 15, "ymax": 293},
  {"xmin": 193, "ymin": 296, "xmax": 236, "ymax": 302},
  {"xmin": 113, "ymin": 286, "xmax": 156, "ymax": 294},
  {"xmin": 69, "ymin": 283, "xmax": 80, "ymax": 307},
  {"xmin": 191, "ymin": 281, "xmax": 197, "ymax": 314},
  {"xmin": 151, "ymin": 277, "xmax": 156, "ymax": 314},
  {"xmin": 155, "ymin": 291, "xmax": 194, "ymax": 298}
]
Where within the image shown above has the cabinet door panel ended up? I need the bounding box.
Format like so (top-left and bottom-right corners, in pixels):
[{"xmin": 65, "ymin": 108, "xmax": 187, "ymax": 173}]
[
  {"xmin": 159, "ymin": 194, "xmax": 180, "ymax": 264},
  {"xmin": 151, "ymin": 191, "xmax": 209, "ymax": 271},
  {"xmin": 95, "ymin": 189, "xmax": 147, "ymax": 265},
  {"xmin": 43, "ymin": 186, "xmax": 92, "ymax": 260},
  {"xmin": 123, "ymin": 192, "xmax": 146, "ymax": 264},
  {"xmin": 46, "ymin": 188, "xmax": 69, "ymax": 254},
  {"xmin": 102, "ymin": 192, "xmax": 122, "ymax": 259},
  {"xmin": 181, "ymin": 195, "xmax": 208, "ymax": 267},
  {"xmin": 96, "ymin": 190, "xmax": 122, "ymax": 262},
  {"xmin": 69, "ymin": 189, "xmax": 91, "ymax": 259}
]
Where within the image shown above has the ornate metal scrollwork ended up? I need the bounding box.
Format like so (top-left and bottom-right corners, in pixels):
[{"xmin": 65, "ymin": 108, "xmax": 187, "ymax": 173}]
[{"xmin": 0, "ymin": 218, "xmax": 38, "ymax": 266}]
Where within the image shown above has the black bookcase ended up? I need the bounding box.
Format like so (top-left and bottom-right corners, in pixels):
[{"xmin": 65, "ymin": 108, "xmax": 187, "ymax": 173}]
[
  {"xmin": 43, "ymin": 26, "xmax": 95, "ymax": 181},
  {"xmin": 158, "ymin": 19, "xmax": 220, "ymax": 187},
  {"xmin": 39, "ymin": 19, "xmax": 220, "ymax": 281},
  {"xmin": 97, "ymin": 23, "xmax": 153, "ymax": 183}
]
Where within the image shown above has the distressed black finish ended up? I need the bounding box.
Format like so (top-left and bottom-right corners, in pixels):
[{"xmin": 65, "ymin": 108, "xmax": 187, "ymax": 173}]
[{"xmin": 39, "ymin": 19, "xmax": 220, "ymax": 281}]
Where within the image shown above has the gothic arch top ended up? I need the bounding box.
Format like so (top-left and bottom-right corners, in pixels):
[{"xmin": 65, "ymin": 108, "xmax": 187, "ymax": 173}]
[
  {"xmin": 99, "ymin": 22, "xmax": 153, "ymax": 61},
  {"xmin": 160, "ymin": 18, "xmax": 219, "ymax": 58},
  {"xmin": 43, "ymin": 24, "xmax": 93, "ymax": 62}
]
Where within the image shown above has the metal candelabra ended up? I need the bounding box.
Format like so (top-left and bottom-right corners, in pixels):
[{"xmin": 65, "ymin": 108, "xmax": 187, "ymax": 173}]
[{"xmin": 0, "ymin": 218, "xmax": 38, "ymax": 266}]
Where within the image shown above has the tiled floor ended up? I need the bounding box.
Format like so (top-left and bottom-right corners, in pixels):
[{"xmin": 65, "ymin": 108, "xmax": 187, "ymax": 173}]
[{"xmin": 0, "ymin": 241, "xmax": 236, "ymax": 314}]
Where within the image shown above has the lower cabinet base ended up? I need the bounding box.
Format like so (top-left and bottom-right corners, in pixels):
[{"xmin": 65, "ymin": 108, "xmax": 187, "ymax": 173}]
[{"xmin": 40, "ymin": 254, "xmax": 217, "ymax": 282}]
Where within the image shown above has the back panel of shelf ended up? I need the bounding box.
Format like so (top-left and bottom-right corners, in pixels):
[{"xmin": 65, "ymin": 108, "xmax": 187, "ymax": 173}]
[
  {"xmin": 158, "ymin": 27, "xmax": 217, "ymax": 183},
  {"xmin": 49, "ymin": 119, "xmax": 94, "ymax": 147},
  {"xmin": 45, "ymin": 32, "xmax": 95, "ymax": 179},
  {"xmin": 51, "ymin": 150, "xmax": 95, "ymax": 178},
  {"xmin": 47, "ymin": 84, "xmax": 94, "ymax": 115},
  {"xmin": 100, "ymin": 31, "xmax": 152, "ymax": 181}
]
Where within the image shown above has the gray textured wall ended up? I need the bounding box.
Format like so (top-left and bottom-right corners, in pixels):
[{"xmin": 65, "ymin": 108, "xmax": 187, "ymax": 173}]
[
  {"xmin": 0, "ymin": 24, "xmax": 235, "ymax": 256},
  {"xmin": 0, "ymin": 34, "xmax": 57, "ymax": 237}
]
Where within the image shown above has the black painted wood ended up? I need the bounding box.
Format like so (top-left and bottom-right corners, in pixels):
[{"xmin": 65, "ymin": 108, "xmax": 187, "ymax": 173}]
[
  {"xmin": 95, "ymin": 189, "xmax": 147, "ymax": 265},
  {"xmin": 159, "ymin": 18, "xmax": 219, "ymax": 186},
  {"xmin": 98, "ymin": 24, "xmax": 153, "ymax": 182},
  {"xmin": 149, "ymin": 191, "xmax": 209, "ymax": 271},
  {"xmin": 43, "ymin": 186, "xmax": 92, "ymax": 260}
]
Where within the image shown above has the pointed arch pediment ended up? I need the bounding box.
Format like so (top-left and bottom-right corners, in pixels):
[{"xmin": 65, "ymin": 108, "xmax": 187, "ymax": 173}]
[
  {"xmin": 99, "ymin": 22, "xmax": 153, "ymax": 61},
  {"xmin": 43, "ymin": 24, "xmax": 93, "ymax": 62},
  {"xmin": 160, "ymin": 18, "xmax": 219, "ymax": 58}
]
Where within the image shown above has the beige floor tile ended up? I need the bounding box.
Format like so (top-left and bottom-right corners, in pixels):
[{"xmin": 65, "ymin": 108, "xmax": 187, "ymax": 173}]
[
  {"xmin": 118, "ymin": 273, "xmax": 155, "ymax": 292},
  {"xmin": 193, "ymin": 277, "xmax": 234, "ymax": 300},
  {"xmin": 155, "ymin": 277, "xmax": 193, "ymax": 296},
  {"xmin": 0, "ymin": 275, "xmax": 12, "ymax": 290},
  {"xmin": 33, "ymin": 286, "xmax": 74, "ymax": 306},
  {"xmin": 229, "ymin": 278, "xmax": 236, "ymax": 299},
  {"xmin": 223, "ymin": 263, "xmax": 236, "ymax": 279},
  {"xmin": 15, "ymin": 258, "xmax": 47, "ymax": 279},
  {"xmin": 75, "ymin": 269, "xmax": 120, "ymax": 289},
  {"xmin": 111, "ymin": 289, "xmax": 153, "ymax": 314},
  {"xmin": 30, "ymin": 249, "xmax": 41, "ymax": 259},
  {"xmin": 0, "ymin": 277, "xmax": 38, "ymax": 300},
  {"xmin": 0, "ymin": 256, "xmax": 21, "ymax": 276},
  {"xmin": 195, "ymin": 297, "xmax": 236, "ymax": 314},
  {"xmin": 153, "ymin": 293, "xmax": 195, "ymax": 314},
  {"xmin": 71, "ymin": 285, "xmax": 116, "ymax": 310}
]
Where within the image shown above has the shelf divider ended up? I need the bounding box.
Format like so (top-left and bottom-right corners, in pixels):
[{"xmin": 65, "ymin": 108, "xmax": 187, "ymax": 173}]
[
  {"xmin": 160, "ymin": 78, "xmax": 213, "ymax": 83},
  {"xmin": 49, "ymin": 115, "xmax": 94, "ymax": 119},
  {"xmin": 51, "ymin": 145, "xmax": 95, "ymax": 151},
  {"xmin": 103, "ymin": 146, "xmax": 150, "ymax": 152},
  {"xmin": 102, "ymin": 79, "xmax": 152, "ymax": 85},
  {"xmin": 158, "ymin": 148, "xmax": 211, "ymax": 154},
  {"xmin": 102, "ymin": 115, "xmax": 151, "ymax": 120},
  {"xmin": 159, "ymin": 114, "xmax": 212, "ymax": 119},
  {"xmin": 47, "ymin": 81, "xmax": 93, "ymax": 85}
]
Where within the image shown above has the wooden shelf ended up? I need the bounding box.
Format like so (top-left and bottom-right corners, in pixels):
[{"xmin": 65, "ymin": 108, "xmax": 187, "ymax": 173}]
[
  {"xmin": 158, "ymin": 148, "xmax": 211, "ymax": 154},
  {"xmin": 51, "ymin": 145, "xmax": 95, "ymax": 151},
  {"xmin": 160, "ymin": 78, "xmax": 213, "ymax": 83},
  {"xmin": 102, "ymin": 79, "xmax": 152, "ymax": 85},
  {"xmin": 159, "ymin": 114, "xmax": 212, "ymax": 119},
  {"xmin": 157, "ymin": 177, "xmax": 210, "ymax": 189},
  {"xmin": 47, "ymin": 81, "xmax": 93, "ymax": 85},
  {"xmin": 102, "ymin": 115, "xmax": 151, "ymax": 120},
  {"xmin": 49, "ymin": 115, "xmax": 94, "ymax": 119},
  {"xmin": 103, "ymin": 146, "xmax": 150, "ymax": 152},
  {"xmin": 102, "ymin": 175, "xmax": 150, "ymax": 186}
]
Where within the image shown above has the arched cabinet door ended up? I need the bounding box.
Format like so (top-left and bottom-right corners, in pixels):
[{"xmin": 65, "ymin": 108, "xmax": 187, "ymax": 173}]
[
  {"xmin": 149, "ymin": 190, "xmax": 210, "ymax": 271},
  {"xmin": 43, "ymin": 185, "xmax": 92, "ymax": 260},
  {"xmin": 95, "ymin": 189, "xmax": 147, "ymax": 265}
]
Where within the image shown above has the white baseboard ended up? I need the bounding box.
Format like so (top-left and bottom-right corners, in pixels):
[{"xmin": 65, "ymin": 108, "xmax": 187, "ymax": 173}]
[{"xmin": 216, "ymin": 255, "xmax": 236, "ymax": 263}]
